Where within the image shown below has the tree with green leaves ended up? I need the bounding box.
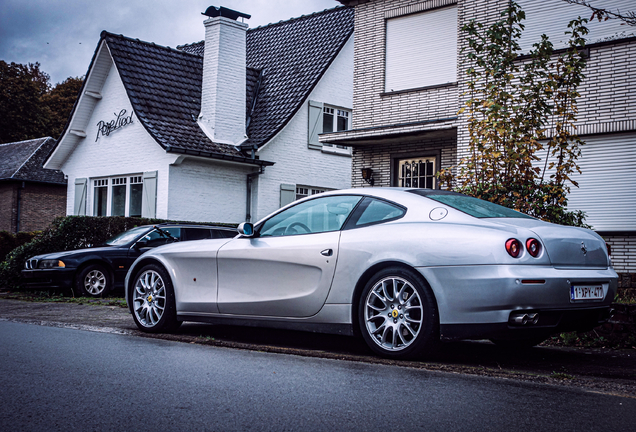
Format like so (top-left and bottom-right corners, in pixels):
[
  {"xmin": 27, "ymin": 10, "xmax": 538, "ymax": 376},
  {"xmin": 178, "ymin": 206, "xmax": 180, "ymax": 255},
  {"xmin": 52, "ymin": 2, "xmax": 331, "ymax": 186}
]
[
  {"xmin": 439, "ymin": 1, "xmax": 589, "ymax": 226},
  {"xmin": 0, "ymin": 60, "xmax": 83, "ymax": 144}
]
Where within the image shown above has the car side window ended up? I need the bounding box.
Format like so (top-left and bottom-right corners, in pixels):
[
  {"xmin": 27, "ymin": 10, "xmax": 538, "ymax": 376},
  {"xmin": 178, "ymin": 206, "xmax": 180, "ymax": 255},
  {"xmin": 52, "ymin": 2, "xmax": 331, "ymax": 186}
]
[
  {"xmin": 142, "ymin": 227, "xmax": 181, "ymax": 247},
  {"xmin": 259, "ymin": 195, "xmax": 362, "ymax": 237},
  {"xmin": 212, "ymin": 229, "xmax": 237, "ymax": 239},
  {"xmin": 183, "ymin": 228, "xmax": 211, "ymax": 241},
  {"xmin": 343, "ymin": 197, "xmax": 406, "ymax": 230}
]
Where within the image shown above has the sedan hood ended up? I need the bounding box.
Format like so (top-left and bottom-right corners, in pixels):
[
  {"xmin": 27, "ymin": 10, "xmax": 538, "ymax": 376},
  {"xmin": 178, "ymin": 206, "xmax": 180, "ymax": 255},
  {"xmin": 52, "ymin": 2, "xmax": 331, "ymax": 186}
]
[
  {"xmin": 491, "ymin": 218, "xmax": 609, "ymax": 268},
  {"xmin": 32, "ymin": 246, "xmax": 117, "ymax": 261}
]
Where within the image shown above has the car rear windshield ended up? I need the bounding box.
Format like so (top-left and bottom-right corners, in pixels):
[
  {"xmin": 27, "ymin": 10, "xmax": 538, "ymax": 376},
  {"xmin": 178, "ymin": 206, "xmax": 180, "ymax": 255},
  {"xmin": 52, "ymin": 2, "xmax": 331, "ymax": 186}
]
[{"xmin": 407, "ymin": 189, "xmax": 532, "ymax": 219}]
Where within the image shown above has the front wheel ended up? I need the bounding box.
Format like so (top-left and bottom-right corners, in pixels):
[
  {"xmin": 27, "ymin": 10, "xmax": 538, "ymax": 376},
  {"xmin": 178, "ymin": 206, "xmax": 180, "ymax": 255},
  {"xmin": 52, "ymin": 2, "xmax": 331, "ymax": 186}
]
[
  {"xmin": 131, "ymin": 264, "xmax": 181, "ymax": 333},
  {"xmin": 359, "ymin": 267, "xmax": 439, "ymax": 359},
  {"xmin": 76, "ymin": 264, "xmax": 111, "ymax": 297}
]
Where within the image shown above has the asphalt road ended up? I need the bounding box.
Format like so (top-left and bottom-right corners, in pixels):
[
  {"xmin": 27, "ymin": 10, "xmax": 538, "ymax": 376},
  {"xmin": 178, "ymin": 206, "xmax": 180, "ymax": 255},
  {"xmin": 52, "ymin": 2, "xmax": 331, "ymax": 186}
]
[
  {"xmin": 1, "ymin": 320, "xmax": 635, "ymax": 432},
  {"xmin": 1, "ymin": 298, "xmax": 635, "ymax": 399}
]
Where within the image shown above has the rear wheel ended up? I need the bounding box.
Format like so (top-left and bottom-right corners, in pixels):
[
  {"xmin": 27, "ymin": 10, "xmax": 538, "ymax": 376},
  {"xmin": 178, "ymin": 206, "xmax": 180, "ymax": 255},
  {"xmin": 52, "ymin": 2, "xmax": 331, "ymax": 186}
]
[
  {"xmin": 359, "ymin": 267, "xmax": 439, "ymax": 359},
  {"xmin": 131, "ymin": 264, "xmax": 181, "ymax": 333},
  {"xmin": 76, "ymin": 264, "xmax": 111, "ymax": 297}
]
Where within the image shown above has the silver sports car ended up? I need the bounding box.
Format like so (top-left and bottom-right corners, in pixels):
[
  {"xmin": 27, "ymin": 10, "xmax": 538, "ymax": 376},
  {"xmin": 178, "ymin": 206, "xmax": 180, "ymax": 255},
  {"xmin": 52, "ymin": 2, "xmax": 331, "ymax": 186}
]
[{"xmin": 125, "ymin": 188, "xmax": 617, "ymax": 358}]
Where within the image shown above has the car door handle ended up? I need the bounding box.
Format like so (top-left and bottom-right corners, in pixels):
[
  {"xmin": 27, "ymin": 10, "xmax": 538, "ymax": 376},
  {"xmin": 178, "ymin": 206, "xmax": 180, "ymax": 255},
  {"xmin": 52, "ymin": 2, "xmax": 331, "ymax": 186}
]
[{"xmin": 321, "ymin": 249, "xmax": 333, "ymax": 257}]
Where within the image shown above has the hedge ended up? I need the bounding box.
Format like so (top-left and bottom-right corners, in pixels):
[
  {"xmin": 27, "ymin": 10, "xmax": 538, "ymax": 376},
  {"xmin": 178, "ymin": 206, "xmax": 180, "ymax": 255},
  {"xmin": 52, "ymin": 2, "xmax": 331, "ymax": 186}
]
[
  {"xmin": 0, "ymin": 231, "xmax": 39, "ymax": 262},
  {"xmin": 0, "ymin": 216, "xmax": 235, "ymax": 290}
]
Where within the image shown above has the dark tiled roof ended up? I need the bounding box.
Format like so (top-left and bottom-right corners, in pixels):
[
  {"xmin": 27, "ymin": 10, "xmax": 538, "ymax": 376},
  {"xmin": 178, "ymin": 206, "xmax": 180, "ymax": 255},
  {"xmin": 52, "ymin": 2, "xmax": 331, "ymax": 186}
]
[
  {"xmin": 103, "ymin": 32, "xmax": 245, "ymax": 159},
  {"xmin": 0, "ymin": 137, "xmax": 66, "ymax": 184},
  {"xmin": 179, "ymin": 6, "xmax": 355, "ymax": 148}
]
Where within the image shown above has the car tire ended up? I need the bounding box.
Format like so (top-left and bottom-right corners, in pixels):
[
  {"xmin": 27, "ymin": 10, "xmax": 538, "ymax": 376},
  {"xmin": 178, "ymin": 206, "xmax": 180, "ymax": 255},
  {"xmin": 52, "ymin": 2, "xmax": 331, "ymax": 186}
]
[
  {"xmin": 130, "ymin": 263, "xmax": 182, "ymax": 333},
  {"xmin": 358, "ymin": 266, "xmax": 439, "ymax": 359},
  {"xmin": 76, "ymin": 264, "xmax": 111, "ymax": 298}
]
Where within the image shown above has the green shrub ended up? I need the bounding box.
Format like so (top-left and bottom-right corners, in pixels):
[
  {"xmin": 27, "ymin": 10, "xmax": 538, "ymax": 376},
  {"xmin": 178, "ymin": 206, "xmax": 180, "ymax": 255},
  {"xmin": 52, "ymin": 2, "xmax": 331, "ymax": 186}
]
[
  {"xmin": 0, "ymin": 216, "xmax": 235, "ymax": 290},
  {"xmin": 0, "ymin": 231, "xmax": 39, "ymax": 262}
]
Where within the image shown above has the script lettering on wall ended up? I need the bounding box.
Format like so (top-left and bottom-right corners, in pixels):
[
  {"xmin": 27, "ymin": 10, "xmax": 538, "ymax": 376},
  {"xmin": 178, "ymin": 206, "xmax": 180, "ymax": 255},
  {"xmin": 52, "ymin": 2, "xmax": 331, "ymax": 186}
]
[{"xmin": 95, "ymin": 109, "xmax": 134, "ymax": 142}]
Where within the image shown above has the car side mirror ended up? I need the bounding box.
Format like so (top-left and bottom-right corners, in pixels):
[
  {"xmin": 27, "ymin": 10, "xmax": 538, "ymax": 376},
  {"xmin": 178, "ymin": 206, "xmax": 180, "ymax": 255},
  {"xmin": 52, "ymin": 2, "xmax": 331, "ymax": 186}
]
[
  {"xmin": 237, "ymin": 222, "xmax": 254, "ymax": 237},
  {"xmin": 134, "ymin": 239, "xmax": 148, "ymax": 249}
]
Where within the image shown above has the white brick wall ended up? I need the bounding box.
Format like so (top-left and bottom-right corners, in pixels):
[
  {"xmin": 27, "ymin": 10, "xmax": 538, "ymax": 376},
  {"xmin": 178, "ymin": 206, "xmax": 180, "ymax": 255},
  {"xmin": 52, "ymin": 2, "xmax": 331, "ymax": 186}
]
[
  {"xmin": 167, "ymin": 158, "xmax": 253, "ymax": 223},
  {"xmin": 604, "ymin": 235, "xmax": 636, "ymax": 274},
  {"xmin": 253, "ymin": 35, "xmax": 355, "ymax": 221}
]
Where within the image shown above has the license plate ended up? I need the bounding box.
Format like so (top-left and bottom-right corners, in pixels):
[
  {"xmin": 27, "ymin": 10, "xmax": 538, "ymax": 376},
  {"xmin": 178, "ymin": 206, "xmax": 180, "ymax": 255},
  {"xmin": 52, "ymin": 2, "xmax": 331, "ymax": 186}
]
[{"xmin": 571, "ymin": 284, "xmax": 604, "ymax": 301}]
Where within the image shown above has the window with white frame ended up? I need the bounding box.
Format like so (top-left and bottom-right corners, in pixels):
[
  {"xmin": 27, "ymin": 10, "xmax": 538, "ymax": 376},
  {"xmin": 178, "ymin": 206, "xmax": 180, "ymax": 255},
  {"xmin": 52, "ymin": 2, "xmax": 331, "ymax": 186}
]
[
  {"xmin": 308, "ymin": 100, "xmax": 351, "ymax": 153},
  {"xmin": 385, "ymin": 5, "xmax": 458, "ymax": 92},
  {"xmin": 397, "ymin": 157, "xmax": 437, "ymax": 189},
  {"xmin": 296, "ymin": 186, "xmax": 327, "ymax": 200},
  {"xmin": 92, "ymin": 174, "xmax": 144, "ymax": 217}
]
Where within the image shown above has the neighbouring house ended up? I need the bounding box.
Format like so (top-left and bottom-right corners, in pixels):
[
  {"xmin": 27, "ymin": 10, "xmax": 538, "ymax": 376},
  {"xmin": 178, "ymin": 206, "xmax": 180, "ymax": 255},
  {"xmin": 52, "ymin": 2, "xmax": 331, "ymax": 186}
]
[
  {"xmin": 322, "ymin": 0, "xmax": 635, "ymax": 284},
  {"xmin": 44, "ymin": 5, "xmax": 354, "ymax": 224},
  {"xmin": 0, "ymin": 137, "xmax": 67, "ymax": 233}
]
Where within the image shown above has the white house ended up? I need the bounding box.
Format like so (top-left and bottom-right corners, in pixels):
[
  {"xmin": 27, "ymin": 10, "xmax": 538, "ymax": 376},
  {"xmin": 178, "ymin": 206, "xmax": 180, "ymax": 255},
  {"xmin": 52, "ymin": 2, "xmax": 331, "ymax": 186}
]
[{"xmin": 45, "ymin": 5, "xmax": 354, "ymax": 224}]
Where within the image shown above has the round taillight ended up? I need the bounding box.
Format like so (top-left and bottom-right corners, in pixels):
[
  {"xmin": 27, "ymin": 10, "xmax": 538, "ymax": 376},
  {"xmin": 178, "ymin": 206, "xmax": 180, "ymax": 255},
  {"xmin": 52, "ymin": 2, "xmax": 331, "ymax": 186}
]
[
  {"xmin": 505, "ymin": 238, "xmax": 522, "ymax": 258},
  {"xmin": 526, "ymin": 238, "xmax": 541, "ymax": 257}
]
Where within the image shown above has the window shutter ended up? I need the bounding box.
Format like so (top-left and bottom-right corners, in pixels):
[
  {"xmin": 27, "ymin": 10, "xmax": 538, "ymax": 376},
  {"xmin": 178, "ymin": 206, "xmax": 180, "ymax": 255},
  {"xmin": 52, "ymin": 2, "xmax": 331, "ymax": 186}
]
[
  {"xmin": 385, "ymin": 6, "xmax": 457, "ymax": 92},
  {"xmin": 280, "ymin": 183, "xmax": 296, "ymax": 208},
  {"xmin": 308, "ymin": 100, "xmax": 323, "ymax": 149},
  {"xmin": 74, "ymin": 178, "xmax": 87, "ymax": 215},
  {"xmin": 142, "ymin": 171, "xmax": 157, "ymax": 218}
]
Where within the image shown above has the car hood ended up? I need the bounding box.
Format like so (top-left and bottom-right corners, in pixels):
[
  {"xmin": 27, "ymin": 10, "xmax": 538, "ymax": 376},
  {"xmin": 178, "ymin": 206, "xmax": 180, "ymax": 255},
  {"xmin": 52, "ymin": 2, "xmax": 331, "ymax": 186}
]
[
  {"xmin": 489, "ymin": 218, "xmax": 609, "ymax": 268},
  {"xmin": 31, "ymin": 246, "xmax": 119, "ymax": 261}
]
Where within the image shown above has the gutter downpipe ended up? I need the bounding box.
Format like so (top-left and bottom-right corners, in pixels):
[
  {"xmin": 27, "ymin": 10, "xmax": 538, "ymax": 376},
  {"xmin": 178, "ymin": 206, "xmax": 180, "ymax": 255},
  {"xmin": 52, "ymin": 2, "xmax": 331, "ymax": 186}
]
[
  {"xmin": 246, "ymin": 169, "xmax": 262, "ymax": 223},
  {"xmin": 16, "ymin": 181, "xmax": 25, "ymax": 233}
]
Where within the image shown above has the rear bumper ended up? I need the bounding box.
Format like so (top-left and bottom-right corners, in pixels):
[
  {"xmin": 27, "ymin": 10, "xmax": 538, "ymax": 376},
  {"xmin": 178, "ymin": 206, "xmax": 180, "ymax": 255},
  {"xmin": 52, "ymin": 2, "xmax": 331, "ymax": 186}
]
[
  {"xmin": 21, "ymin": 269, "xmax": 75, "ymax": 289},
  {"xmin": 440, "ymin": 306, "xmax": 612, "ymax": 341},
  {"xmin": 417, "ymin": 264, "xmax": 618, "ymax": 339}
]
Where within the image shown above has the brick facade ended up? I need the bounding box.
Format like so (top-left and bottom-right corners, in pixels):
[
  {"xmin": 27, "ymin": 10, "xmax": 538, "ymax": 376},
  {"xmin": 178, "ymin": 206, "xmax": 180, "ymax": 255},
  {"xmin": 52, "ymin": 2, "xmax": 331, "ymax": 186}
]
[
  {"xmin": 331, "ymin": 0, "xmax": 636, "ymax": 278},
  {"xmin": 0, "ymin": 182, "xmax": 66, "ymax": 233}
]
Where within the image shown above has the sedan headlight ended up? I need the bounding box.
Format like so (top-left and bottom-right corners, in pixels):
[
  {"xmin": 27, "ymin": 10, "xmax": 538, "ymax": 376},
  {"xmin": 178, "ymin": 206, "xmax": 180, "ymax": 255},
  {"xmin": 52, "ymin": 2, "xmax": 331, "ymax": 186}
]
[{"xmin": 38, "ymin": 259, "xmax": 66, "ymax": 269}]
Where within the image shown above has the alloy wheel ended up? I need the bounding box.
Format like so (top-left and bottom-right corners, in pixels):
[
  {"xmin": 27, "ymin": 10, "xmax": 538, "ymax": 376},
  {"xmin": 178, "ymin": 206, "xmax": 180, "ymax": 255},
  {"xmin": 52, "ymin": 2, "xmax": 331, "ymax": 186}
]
[
  {"xmin": 364, "ymin": 276, "xmax": 424, "ymax": 352},
  {"xmin": 133, "ymin": 269, "xmax": 167, "ymax": 328}
]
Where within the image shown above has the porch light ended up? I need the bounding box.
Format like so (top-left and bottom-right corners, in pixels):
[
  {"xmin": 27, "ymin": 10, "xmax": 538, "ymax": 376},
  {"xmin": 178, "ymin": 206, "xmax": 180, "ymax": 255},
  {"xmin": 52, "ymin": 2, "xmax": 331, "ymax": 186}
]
[{"xmin": 361, "ymin": 168, "xmax": 375, "ymax": 186}]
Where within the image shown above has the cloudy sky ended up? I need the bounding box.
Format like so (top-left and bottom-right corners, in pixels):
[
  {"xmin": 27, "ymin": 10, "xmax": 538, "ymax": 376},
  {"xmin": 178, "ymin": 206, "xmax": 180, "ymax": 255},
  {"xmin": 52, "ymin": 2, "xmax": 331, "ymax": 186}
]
[{"xmin": 1, "ymin": 0, "xmax": 340, "ymax": 85}]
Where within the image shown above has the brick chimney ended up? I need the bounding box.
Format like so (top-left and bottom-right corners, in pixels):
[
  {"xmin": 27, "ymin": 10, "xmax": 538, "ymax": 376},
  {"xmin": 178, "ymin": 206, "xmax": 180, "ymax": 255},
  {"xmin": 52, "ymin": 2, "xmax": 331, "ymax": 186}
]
[{"xmin": 198, "ymin": 6, "xmax": 250, "ymax": 145}]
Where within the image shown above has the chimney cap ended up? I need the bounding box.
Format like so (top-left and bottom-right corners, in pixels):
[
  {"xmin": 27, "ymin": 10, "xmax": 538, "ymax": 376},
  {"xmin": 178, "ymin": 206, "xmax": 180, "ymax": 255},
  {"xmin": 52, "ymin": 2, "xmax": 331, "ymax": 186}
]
[{"xmin": 202, "ymin": 6, "xmax": 251, "ymax": 20}]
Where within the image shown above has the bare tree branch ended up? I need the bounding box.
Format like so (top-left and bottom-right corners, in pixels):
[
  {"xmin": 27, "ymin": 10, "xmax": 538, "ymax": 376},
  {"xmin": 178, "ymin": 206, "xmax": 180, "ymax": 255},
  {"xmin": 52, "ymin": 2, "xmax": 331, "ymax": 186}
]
[{"xmin": 561, "ymin": 0, "xmax": 636, "ymax": 26}]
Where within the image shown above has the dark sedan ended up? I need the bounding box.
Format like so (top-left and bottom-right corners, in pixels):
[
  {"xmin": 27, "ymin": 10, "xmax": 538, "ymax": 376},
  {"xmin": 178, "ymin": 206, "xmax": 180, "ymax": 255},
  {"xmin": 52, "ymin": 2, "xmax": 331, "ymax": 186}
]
[{"xmin": 22, "ymin": 224, "xmax": 236, "ymax": 297}]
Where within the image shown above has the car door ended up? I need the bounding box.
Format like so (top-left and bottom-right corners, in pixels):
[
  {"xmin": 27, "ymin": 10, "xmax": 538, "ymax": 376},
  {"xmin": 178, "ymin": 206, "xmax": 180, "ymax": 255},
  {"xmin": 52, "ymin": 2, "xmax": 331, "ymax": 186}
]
[{"xmin": 217, "ymin": 195, "xmax": 362, "ymax": 317}]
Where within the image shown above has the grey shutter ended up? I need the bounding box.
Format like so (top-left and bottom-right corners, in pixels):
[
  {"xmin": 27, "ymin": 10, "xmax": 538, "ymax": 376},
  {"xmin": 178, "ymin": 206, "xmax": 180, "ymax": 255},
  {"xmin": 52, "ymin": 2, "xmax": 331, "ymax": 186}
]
[
  {"xmin": 74, "ymin": 178, "xmax": 87, "ymax": 215},
  {"xmin": 280, "ymin": 183, "xmax": 296, "ymax": 208},
  {"xmin": 142, "ymin": 171, "xmax": 157, "ymax": 218},
  {"xmin": 517, "ymin": 0, "xmax": 633, "ymax": 53},
  {"xmin": 308, "ymin": 100, "xmax": 323, "ymax": 150},
  {"xmin": 385, "ymin": 5, "xmax": 457, "ymax": 92}
]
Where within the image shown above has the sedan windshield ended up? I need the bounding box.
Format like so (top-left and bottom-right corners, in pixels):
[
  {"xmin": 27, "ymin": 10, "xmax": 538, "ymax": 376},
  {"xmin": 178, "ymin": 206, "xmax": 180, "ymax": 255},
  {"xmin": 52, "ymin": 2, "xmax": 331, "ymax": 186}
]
[
  {"xmin": 103, "ymin": 226, "xmax": 150, "ymax": 246},
  {"xmin": 408, "ymin": 189, "xmax": 532, "ymax": 219}
]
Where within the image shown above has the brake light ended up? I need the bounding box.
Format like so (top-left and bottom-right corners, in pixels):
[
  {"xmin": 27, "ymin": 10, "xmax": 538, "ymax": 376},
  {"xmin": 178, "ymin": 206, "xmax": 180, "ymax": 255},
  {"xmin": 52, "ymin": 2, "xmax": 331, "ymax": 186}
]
[
  {"xmin": 605, "ymin": 242, "xmax": 611, "ymax": 256},
  {"xmin": 505, "ymin": 238, "xmax": 522, "ymax": 258},
  {"xmin": 526, "ymin": 238, "xmax": 541, "ymax": 257}
]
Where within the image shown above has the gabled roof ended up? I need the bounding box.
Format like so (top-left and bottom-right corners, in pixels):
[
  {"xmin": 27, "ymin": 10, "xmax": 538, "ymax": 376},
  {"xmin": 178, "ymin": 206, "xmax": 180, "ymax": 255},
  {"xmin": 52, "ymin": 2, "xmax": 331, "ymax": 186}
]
[
  {"xmin": 179, "ymin": 6, "xmax": 355, "ymax": 148},
  {"xmin": 0, "ymin": 137, "xmax": 66, "ymax": 184},
  {"xmin": 103, "ymin": 32, "xmax": 248, "ymax": 160}
]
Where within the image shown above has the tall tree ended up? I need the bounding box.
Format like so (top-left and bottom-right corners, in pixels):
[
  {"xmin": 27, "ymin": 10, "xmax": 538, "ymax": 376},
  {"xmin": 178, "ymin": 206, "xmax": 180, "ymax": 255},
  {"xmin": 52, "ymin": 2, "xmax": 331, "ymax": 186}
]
[
  {"xmin": 0, "ymin": 61, "xmax": 83, "ymax": 144},
  {"xmin": 439, "ymin": 2, "xmax": 589, "ymax": 226},
  {"xmin": 0, "ymin": 61, "xmax": 51, "ymax": 143},
  {"xmin": 41, "ymin": 76, "xmax": 84, "ymax": 139}
]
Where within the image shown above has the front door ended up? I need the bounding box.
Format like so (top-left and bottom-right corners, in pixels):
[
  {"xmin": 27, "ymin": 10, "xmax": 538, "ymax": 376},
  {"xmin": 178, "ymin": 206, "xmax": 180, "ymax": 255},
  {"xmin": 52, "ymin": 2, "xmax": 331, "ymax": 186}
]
[{"xmin": 217, "ymin": 195, "xmax": 362, "ymax": 317}]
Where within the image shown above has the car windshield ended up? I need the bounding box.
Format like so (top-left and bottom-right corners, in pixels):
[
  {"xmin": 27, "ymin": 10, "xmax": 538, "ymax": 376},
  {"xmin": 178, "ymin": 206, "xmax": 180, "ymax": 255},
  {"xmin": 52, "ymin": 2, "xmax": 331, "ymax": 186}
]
[
  {"xmin": 408, "ymin": 190, "xmax": 532, "ymax": 219},
  {"xmin": 103, "ymin": 226, "xmax": 151, "ymax": 246}
]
